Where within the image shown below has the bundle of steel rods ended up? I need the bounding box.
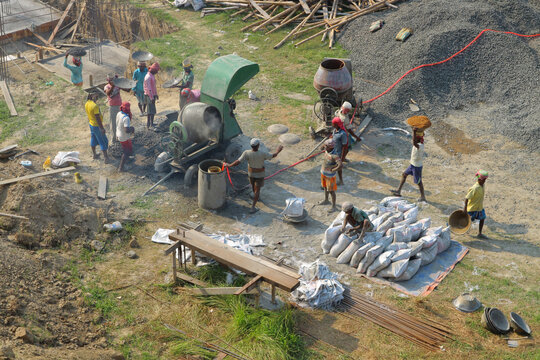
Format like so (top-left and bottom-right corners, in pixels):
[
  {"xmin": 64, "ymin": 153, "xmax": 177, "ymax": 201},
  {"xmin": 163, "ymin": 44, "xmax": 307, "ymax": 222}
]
[
  {"xmin": 337, "ymin": 289, "xmax": 453, "ymax": 351},
  {"xmin": 184, "ymin": 0, "xmax": 402, "ymax": 48}
]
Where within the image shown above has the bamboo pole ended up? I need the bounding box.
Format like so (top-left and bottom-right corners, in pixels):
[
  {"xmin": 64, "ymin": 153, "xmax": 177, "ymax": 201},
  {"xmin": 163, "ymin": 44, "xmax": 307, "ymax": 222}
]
[
  {"xmin": 251, "ymin": 3, "xmax": 300, "ymax": 31},
  {"xmin": 265, "ymin": 9, "xmax": 304, "ymax": 34},
  {"xmin": 274, "ymin": 0, "xmax": 322, "ymax": 49}
]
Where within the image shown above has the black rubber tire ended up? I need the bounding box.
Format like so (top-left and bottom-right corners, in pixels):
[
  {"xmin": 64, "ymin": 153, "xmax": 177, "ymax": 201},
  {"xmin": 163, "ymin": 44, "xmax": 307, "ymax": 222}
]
[
  {"xmin": 224, "ymin": 142, "xmax": 243, "ymax": 163},
  {"xmin": 183, "ymin": 164, "xmax": 198, "ymax": 189}
]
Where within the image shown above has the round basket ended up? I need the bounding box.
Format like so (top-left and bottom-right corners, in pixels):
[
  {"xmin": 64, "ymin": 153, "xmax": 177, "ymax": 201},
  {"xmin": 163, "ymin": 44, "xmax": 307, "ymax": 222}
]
[{"xmin": 449, "ymin": 210, "xmax": 471, "ymax": 234}]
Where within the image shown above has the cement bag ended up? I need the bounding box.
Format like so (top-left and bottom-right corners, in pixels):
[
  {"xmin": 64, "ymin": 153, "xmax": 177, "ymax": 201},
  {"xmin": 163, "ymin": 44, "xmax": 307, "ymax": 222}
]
[
  {"xmin": 380, "ymin": 196, "xmax": 402, "ymax": 206},
  {"xmin": 395, "ymin": 201, "xmax": 415, "ymax": 213},
  {"xmin": 368, "ymin": 213, "xmax": 377, "ymax": 222},
  {"xmin": 378, "ymin": 258, "xmax": 409, "ymax": 278},
  {"xmin": 409, "ymin": 240, "xmax": 424, "ymax": 257},
  {"xmin": 409, "ymin": 221, "xmax": 424, "ymax": 241},
  {"xmin": 418, "ymin": 218, "xmax": 432, "ymax": 232},
  {"xmin": 393, "ymin": 217, "xmax": 415, "ymax": 228},
  {"xmin": 377, "ymin": 205, "xmax": 395, "ymax": 215},
  {"xmin": 388, "ymin": 212, "xmax": 404, "ymax": 224},
  {"xmin": 350, "ymin": 242, "xmax": 374, "ymax": 268},
  {"xmin": 363, "ymin": 231, "xmax": 383, "ymax": 244},
  {"xmin": 391, "ymin": 248, "xmax": 412, "ymax": 262},
  {"xmin": 322, "ymin": 226, "xmax": 342, "ymax": 254},
  {"xmin": 416, "ymin": 244, "xmax": 438, "ymax": 266},
  {"xmin": 329, "ymin": 233, "xmax": 357, "ymax": 257},
  {"xmin": 375, "ymin": 235, "xmax": 393, "ymax": 250},
  {"xmin": 395, "ymin": 259, "xmax": 421, "ymax": 281},
  {"xmin": 386, "ymin": 242, "xmax": 409, "ymax": 251},
  {"xmin": 393, "ymin": 226, "xmax": 412, "ymax": 243},
  {"xmin": 330, "ymin": 211, "xmax": 346, "ymax": 227},
  {"xmin": 419, "ymin": 234, "xmax": 438, "ymax": 249},
  {"xmin": 366, "ymin": 206, "xmax": 379, "ymax": 215},
  {"xmin": 386, "ymin": 224, "xmax": 406, "ymax": 237},
  {"xmin": 357, "ymin": 245, "xmax": 384, "ymax": 273},
  {"xmin": 337, "ymin": 240, "xmax": 362, "ymax": 264},
  {"xmin": 436, "ymin": 226, "xmax": 451, "ymax": 254},
  {"xmin": 423, "ymin": 226, "xmax": 443, "ymax": 237},
  {"xmin": 377, "ymin": 218, "xmax": 395, "ymax": 234},
  {"xmin": 366, "ymin": 250, "xmax": 395, "ymax": 277},
  {"xmin": 404, "ymin": 206, "xmax": 419, "ymax": 222},
  {"xmin": 372, "ymin": 212, "xmax": 392, "ymax": 229}
]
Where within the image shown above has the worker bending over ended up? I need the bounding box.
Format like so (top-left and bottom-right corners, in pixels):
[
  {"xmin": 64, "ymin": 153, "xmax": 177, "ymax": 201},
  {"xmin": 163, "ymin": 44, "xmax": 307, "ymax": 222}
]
[
  {"xmin": 224, "ymin": 138, "xmax": 283, "ymax": 214},
  {"xmin": 341, "ymin": 202, "xmax": 373, "ymax": 241},
  {"xmin": 464, "ymin": 170, "xmax": 489, "ymax": 239},
  {"xmin": 335, "ymin": 101, "xmax": 362, "ymax": 162}
]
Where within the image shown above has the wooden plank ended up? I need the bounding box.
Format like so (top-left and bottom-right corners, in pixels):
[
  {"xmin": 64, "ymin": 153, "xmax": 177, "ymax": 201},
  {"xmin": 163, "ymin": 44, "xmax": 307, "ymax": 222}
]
[
  {"xmin": 248, "ymin": 0, "xmax": 270, "ymax": 19},
  {"xmin": 0, "ymin": 81, "xmax": 18, "ymax": 116},
  {"xmin": 97, "ymin": 176, "xmax": 107, "ymax": 200},
  {"xmin": 182, "ymin": 287, "xmax": 260, "ymax": 296},
  {"xmin": 0, "ymin": 166, "xmax": 76, "ymax": 186},
  {"xmin": 299, "ymin": 0, "xmax": 311, "ymax": 14},
  {"xmin": 0, "ymin": 212, "xmax": 29, "ymax": 220},
  {"xmin": 70, "ymin": 1, "xmax": 87, "ymax": 43},
  {"xmin": 215, "ymin": 352, "xmax": 228, "ymax": 360},
  {"xmin": 48, "ymin": 0, "xmax": 76, "ymax": 44},
  {"xmin": 321, "ymin": 5, "xmax": 329, "ymax": 42},
  {"xmin": 0, "ymin": 144, "xmax": 18, "ymax": 154},
  {"xmin": 170, "ymin": 231, "xmax": 300, "ymax": 292},
  {"xmin": 234, "ymin": 275, "xmax": 262, "ymax": 295},
  {"xmin": 27, "ymin": 28, "xmax": 53, "ymax": 47},
  {"xmin": 175, "ymin": 272, "xmax": 209, "ymax": 287},
  {"xmin": 357, "ymin": 114, "xmax": 372, "ymax": 135}
]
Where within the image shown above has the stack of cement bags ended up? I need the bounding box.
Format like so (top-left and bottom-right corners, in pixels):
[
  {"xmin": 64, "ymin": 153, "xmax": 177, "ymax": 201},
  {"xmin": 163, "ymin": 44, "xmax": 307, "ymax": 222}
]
[{"xmin": 321, "ymin": 197, "xmax": 452, "ymax": 281}]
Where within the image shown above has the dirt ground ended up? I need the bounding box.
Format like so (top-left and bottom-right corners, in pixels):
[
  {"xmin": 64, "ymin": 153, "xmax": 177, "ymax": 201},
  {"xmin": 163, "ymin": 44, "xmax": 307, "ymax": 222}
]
[{"xmin": 1, "ymin": 7, "xmax": 539, "ymax": 360}]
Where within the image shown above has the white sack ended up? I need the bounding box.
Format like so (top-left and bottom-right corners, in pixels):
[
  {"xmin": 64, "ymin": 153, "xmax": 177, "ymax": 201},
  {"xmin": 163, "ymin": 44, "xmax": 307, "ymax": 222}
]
[
  {"xmin": 322, "ymin": 226, "xmax": 342, "ymax": 254},
  {"xmin": 357, "ymin": 245, "xmax": 384, "ymax": 273},
  {"xmin": 436, "ymin": 226, "xmax": 452, "ymax": 254},
  {"xmin": 372, "ymin": 212, "xmax": 392, "ymax": 229},
  {"xmin": 423, "ymin": 226, "xmax": 443, "ymax": 237},
  {"xmin": 366, "ymin": 206, "xmax": 379, "ymax": 215},
  {"xmin": 282, "ymin": 197, "xmax": 305, "ymax": 217},
  {"xmin": 52, "ymin": 151, "xmax": 81, "ymax": 167},
  {"xmin": 330, "ymin": 211, "xmax": 346, "ymax": 227},
  {"xmin": 404, "ymin": 206, "xmax": 419, "ymax": 221},
  {"xmin": 393, "ymin": 226, "xmax": 412, "ymax": 243},
  {"xmin": 337, "ymin": 240, "xmax": 362, "ymax": 264},
  {"xmin": 366, "ymin": 250, "xmax": 395, "ymax": 277},
  {"xmin": 409, "ymin": 240, "xmax": 424, "ymax": 257},
  {"xmin": 375, "ymin": 235, "xmax": 393, "ymax": 250},
  {"xmin": 368, "ymin": 213, "xmax": 377, "ymax": 222},
  {"xmin": 377, "ymin": 205, "xmax": 395, "ymax": 215},
  {"xmin": 363, "ymin": 231, "xmax": 383, "ymax": 244},
  {"xmin": 377, "ymin": 218, "xmax": 394, "ymax": 234},
  {"xmin": 396, "ymin": 202, "xmax": 416, "ymax": 212},
  {"xmin": 388, "ymin": 212, "xmax": 404, "ymax": 223},
  {"xmin": 350, "ymin": 242, "xmax": 374, "ymax": 267},
  {"xmin": 409, "ymin": 221, "xmax": 425, "ymax": 241},
  {"xmin": 419, "ymin": 234, "xmax": 438, "ymax": 249},
  {"xmin": 395, "ymin": 259, "xmax": 422, "ymax": 281},
  {"xmin": 378, "ymin": 258, "xmax": 409, "ymax": 278},
  {"xmin": 391, "ymin": 248, "xmax": 412, "ymax": 262},
  {"xmin": 386, "ymin": 224, "xmax": 406, "ymax": 237},
  {"xmin": 418, "ymin": 218, "xmax": 432, "ymax": 231},
  {"xmin": 386, "ymin": 242, "xmax": 409, "ymax": 251},
  {"xmin": 379, "ymin": 196, "xmax": 402, "ymax": 207},
  {"xmin": 393, "ymin": 217, "xmax": 415, "ymax": 228},
  {"xmin": 416, "ymin": 244, "xmax": 438, "ymax": 266},
  {"xmin": 329, "ymin": 233, "xmax": 357, "ymax": 257}
]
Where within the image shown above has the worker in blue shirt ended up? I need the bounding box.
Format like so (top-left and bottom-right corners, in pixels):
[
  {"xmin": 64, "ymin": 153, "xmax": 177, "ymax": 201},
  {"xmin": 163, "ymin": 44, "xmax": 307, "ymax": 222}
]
[
  {"xmin": 132, "ymin": 61, "xmax": 148, "ymax": 116},
  {"xmin": 63, "ymin": 54, "xmax": 83, "ymax": 86}
]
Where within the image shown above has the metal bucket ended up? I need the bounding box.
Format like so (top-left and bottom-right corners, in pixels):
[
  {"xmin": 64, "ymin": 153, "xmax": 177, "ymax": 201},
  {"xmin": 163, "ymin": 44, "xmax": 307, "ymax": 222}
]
[{"xmin": 198, "ymin": 159, "xmax": 226, "ymax": 210}]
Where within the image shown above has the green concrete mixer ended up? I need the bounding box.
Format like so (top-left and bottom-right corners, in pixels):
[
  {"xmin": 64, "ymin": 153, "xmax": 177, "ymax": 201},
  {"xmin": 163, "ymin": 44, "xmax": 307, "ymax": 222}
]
[{"xmin": 144, "ymin": 55, "xmax": 259, "ymax": 196}]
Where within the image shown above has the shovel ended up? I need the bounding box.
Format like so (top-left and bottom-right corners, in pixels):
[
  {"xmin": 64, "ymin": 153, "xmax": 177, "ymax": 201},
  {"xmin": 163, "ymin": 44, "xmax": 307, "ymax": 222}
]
[{"xmin": 9, "ymin": 149, "xmax": 39, "ymax": 160}]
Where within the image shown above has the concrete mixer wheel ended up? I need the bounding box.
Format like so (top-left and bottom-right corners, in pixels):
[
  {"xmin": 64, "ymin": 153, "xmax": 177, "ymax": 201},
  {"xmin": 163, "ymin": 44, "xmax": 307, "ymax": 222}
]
[
  {"xmin": 225, "ymin": 142, "xmax": 243, "ymax": 163},
  {"xmin": 184, "ymin": 164, "xmax": 198, "ymax": 189}
]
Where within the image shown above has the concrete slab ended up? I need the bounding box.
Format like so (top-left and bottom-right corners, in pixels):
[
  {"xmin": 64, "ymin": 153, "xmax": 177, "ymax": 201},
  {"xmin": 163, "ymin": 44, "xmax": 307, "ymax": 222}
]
[
  {"xmin": 37, "ymin": 40, "xmax": 130, "ymax": 90},
  {"xmin": 1, "ymin": 0, "xmax": 61, "ymax": 40}
]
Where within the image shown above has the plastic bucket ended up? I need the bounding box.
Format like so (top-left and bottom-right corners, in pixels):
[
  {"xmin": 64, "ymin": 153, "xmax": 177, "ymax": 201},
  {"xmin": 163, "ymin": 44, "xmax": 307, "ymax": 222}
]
[
  {"xmin": 198, "ymin": 159, "xmax": 226, "ymax": 210},
  {"xmin": 449, "ymin": 210, "xmax": 471, "ymax": 234}
]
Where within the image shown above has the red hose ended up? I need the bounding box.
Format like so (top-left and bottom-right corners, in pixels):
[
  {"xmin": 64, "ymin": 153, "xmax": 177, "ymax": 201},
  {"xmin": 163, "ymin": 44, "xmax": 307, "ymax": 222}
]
[{"xmin": 362, "ymin": 29, "xmax": 540, "ymax": 104}]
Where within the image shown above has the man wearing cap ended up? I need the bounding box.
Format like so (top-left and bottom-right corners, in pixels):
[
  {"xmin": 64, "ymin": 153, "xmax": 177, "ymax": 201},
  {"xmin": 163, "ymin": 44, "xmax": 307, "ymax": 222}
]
[
  {"xmin": 177, "ymin": 59, "xmax": 195, "ymax": 110},
  {"xmin": 223, "ymin": 139, "xmax": 283, "ymax": 213},
  {"xmin": 319, "ymin": 139, "xmax": 342, "ymax": 212},
  {"xmin": 64, "ymin": 54, "xmax": 83, "ymax": 86},
  {"xmin": 116, "ymin": 101, "xmax": 135, "ymax": 172},
  {"xmin": 391, "ymin": 116, "xmax": 431, "ymax": 202},
  {"xmin": 331, "ymin": 117, "xmax": 348, "ymax": 185},
  {"xmin": 104, "ymin": 74, "xmax": 122, "ymax": 142},
  {"xmin": 85, "ymin": 92, "xmax": 110, "ymax": 163},
  {"xmin": 334, "ymin": 102, "xmax": 362, "ymax": 163},
  {"xmin": 132, "ymin": 61, "xmax": 148, "ymax": 116},
  {"xmin": 341, "ymin": 202, "xmax": 373, "ymax": 240},
  {"xmin": 464, "ymin": 170, "xmax": 489, "ymax": 238},
  {"xmin": 144, "ymin": 62, "xmax": 160, "ymax": 129}
]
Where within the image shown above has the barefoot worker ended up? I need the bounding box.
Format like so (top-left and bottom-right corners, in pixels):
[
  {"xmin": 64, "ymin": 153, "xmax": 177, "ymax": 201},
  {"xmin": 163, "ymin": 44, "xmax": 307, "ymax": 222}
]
[
  {"xmin": 104, "ymin": 74, "xmax": 122, "ymax": 142},
  {"xmin": 63, "ymin": 53, "xmax": 83, "ymax": 86},
  {"xmin": 330, "ymin": 117, "xmax": 348, "ymax": 185},
  {"xmin": 223, "ymin": 138, "xmax": 283, "ymax": 214},
  {"xmin": 116, "ymin": 101, "xmax": 135, "ymax": 172},
  {"xmin": 464, "ymin": 170, "xmax": 489, "ymax": 238},
  {"xmin": 391, "ymin": 115, "xmax": 431, "ymax": 202},
  {"xmin": 319, "ymin": 139, "xmax": 342, "ymax": 212},
  {"xmin": 341, "ymin": 202, "xmax": 374, "ymax": 240},
  {"xmin": 132, "ymin": 61, "xmax": 148, "ymax": 116},
  {"xmin": 85, "ymin": 91, "xmax": 110, "ymax": 163},
  {"xmin": 335, "ymin": 102, "xmax": 362, "ymax": 162},
  {"xmin": 144, "ymin": 62, "xmax": 160, "ymax": 129}
]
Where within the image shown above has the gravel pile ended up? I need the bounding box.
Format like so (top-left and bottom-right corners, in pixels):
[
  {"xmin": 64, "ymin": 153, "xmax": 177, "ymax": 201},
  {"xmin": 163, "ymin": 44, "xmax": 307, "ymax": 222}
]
[{"xmin": 339, "ymin": 0, "xmax": 540, "ymax": 151}]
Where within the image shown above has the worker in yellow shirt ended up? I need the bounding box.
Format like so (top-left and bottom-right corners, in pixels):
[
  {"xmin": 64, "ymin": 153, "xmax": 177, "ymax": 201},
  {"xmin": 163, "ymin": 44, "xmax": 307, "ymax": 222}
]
[
  {"xmin": 85, "ymin": 92, "xmax": 110, "ymax": 163},
  {"xmin": 464, "ymin": 170, "xmax": 488, "ymax": 238}
]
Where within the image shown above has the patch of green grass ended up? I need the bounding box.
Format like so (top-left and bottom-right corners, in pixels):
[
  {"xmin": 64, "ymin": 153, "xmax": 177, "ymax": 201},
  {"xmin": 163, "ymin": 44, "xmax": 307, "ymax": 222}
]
[
  {"xmin": 84, "ymin": 283, "xmax": 119, "ymax": 319},
  {"xmin": 170, "ymin": 339, "xmax": 215, "ymax": 360},
  {"xmin": 464, "ymin": 317, "xmax": 489, "ymax": 338},
  {"xmin": 134, "ymin": 33, "xmax": 199, "ymax": 73},
  {"xmin": 132, "ymin": 195, "xmax": 158, "ymax": 210},
  {"xmin": 195, "ymin": 264, "xmax": 246, "ymax": 287}
]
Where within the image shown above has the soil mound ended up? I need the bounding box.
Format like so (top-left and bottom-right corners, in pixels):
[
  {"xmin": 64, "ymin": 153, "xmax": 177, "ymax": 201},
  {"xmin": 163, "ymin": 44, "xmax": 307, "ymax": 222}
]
[{"xmin": 339, "ymin": 0, "xmax": 540, "ymax": 151}]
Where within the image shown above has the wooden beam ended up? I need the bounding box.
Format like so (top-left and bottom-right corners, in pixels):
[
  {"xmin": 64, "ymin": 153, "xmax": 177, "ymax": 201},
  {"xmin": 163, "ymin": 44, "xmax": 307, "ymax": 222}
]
[
  {"xmin": 48, "ymin": 0, "xmax": 76, "ymax": 44},
  {"xmin": 27, "ymin": 28, "xmax": 52, "ymax": 47},
  {"xmin": 234, "ymin": 275, "xmax": 262, "ymax": 295},
  {"xmin": 299, "ymin": 0, "xmax": 311, "ymax": 14},
  {"xmin": 0, "ymin": 81, "xmax": 18, "ymax": 116},
  {"xmin": 0, "ymin": 212, "xmax": 29, "ymax": 220},
  {"xmin": 248, "ymin": 0, "xmax": 270, "ymax": 19},
  {"xmin": 70, "ymin": 1, "xmax": 87, "ymax": 43},
  {"xmin": 170, "ymin": 231, "xmax": 300, "ymax": 292},
  {"xmin": 175, "ymin": 272, "xmax": 209, "ymax": 287},
  {"xmin": 0, "ymin": 144, "xmax": 18, "ymax": 154},
  {"xmin": 251, "ymin": 3, "xmax": 300, "ymax": 32},
  {"xmin": 182, "ymin": 287, "xmax": 260, "ymax": 296},
  {"xmin": 0, "ymin": 167, "xmax": 76, "ymax": 186},
  {"xmin": 274, "ymin": 0, "xmax": 323, "ymax": 49},
  {"xmin": 98, "ymin": 175, "xmax": 107, "ymax": 199}
]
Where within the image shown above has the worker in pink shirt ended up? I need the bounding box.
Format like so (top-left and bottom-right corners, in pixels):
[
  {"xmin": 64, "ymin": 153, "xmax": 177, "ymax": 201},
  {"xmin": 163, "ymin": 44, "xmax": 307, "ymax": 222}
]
[
  {"xmin": 104, "ymin": 73, "xmax": 123, "ymax": 142},
  {"xmin": 144, "ymin": 62, "xmax": 160, "ymax": 130}
]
